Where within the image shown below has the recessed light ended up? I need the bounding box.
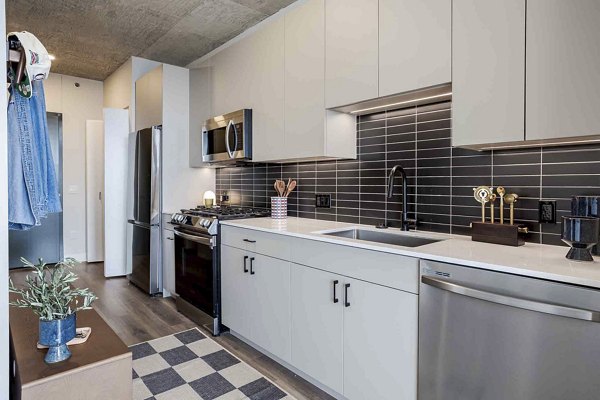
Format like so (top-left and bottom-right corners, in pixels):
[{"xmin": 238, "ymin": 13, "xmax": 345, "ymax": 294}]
[{"xmin": 48, "ymin": 54, "xmax": 56, "ymax": 60}]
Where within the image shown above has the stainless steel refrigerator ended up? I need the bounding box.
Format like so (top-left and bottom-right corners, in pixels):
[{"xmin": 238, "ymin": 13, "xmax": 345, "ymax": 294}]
[{"xmin": 127, "ymin": 125, "xmax": 162, "ymax": 295}]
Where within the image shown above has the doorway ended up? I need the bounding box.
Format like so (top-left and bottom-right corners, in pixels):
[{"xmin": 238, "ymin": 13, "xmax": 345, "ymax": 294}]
[{"xmin": 8, "ymin": 112, "xmax": 63, "ymax": 269}]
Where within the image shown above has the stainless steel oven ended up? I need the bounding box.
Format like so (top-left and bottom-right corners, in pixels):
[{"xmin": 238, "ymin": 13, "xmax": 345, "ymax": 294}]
[
  {"xmin": 174, "ymin": 226, "xmax": 220, "ymax": 335},
  {"xmin": 202, "ymin": 109, "xmax": 252, "ymax": 163}
]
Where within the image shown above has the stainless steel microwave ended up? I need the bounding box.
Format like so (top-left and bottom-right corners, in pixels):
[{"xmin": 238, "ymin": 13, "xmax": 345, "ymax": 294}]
[{"xmin": 202, "ymin": 109, "xmax": 252, "ymax": 164}]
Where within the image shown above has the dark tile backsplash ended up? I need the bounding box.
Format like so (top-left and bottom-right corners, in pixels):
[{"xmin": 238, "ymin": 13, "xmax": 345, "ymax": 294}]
[{"xmin": 216, "ymin": 100, "xmax": 600, "ymax": 246}]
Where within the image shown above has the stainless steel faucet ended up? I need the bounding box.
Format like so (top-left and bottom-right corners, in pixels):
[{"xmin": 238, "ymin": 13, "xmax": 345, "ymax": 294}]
[{"xmin": 383, "ymin": 165, "xmax": 412, "ymax": 231}]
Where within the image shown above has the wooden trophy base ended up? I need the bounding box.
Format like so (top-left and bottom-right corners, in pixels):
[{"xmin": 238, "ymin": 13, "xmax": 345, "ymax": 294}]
[{"xmin": 471, "ymin": 221, "xmax": 528, "ymax": 247}]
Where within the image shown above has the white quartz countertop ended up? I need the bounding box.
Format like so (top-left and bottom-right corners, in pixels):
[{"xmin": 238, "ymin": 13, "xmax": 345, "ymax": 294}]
[{"xmin": 220, "ymin": 217, "xmax": 600, "ymax": 289}]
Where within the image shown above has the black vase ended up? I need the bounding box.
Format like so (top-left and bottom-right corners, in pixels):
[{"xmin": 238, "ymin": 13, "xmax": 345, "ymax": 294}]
[
  {"xmin": 571, "ymin": 196, "xmax": 600, "ymax": 256},
  {"xmin": 561, "ymin": 216, "xmax": 600, "ymax": 262}
]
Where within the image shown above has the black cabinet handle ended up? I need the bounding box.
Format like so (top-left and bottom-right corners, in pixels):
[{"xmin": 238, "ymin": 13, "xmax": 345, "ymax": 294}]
[
  {"xmin": 243, "ymin": 239, "xmax": 256, "ymax": 243},
  {"xmin": 243, "ymin": 256, "xmax": 249, "ymax": 273},
  {"xmin": 344, "ymin": 283, "xmax": 351, "ymax": 307},
  {"xmin": 333, "ymin": 280, "xmax": 339, "ymax": 303},
  {"xmin": 250, "ymin": 257, "xmax": 255, "ymax": 275}
]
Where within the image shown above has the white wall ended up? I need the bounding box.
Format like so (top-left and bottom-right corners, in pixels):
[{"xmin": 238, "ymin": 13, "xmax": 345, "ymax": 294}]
[
  {"xmin": 103, "ymin": 58, "xmax": 132, "ymax": 109},
  {"xmin": 104, "ymin": 56, "xmax": 161, "ymax": 132},
  {"xmin": 1, "ymin": 0, "xmax": 9, "ymax": 395},
  {"xmin": 45, "ymin": 74, "xmax": 104, "ymax": 261},
  {"xmin": 162, "ymin": 65, "xmax": 215, "ymax": 213}
]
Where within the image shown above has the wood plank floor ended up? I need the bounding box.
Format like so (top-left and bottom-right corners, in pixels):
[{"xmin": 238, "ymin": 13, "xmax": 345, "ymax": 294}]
[{"xmin": 9, "ymin": 262, "xmax": 333, "ymax": 400}]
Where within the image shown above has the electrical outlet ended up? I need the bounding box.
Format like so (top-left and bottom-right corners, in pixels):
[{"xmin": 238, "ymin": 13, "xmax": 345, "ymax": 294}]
[
  {"xmin": 316, "ymin": 194, "xmax": 331, "ymax": 208},
  {"xmin": 539, "ymin": 200, "xmax": 557, "ymax": 223}
]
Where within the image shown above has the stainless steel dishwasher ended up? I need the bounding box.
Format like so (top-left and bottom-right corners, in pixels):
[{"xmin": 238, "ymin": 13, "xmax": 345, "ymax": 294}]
[{"xmin": 419, "ymin": 260, "xmax": 600, "ymax": 400}]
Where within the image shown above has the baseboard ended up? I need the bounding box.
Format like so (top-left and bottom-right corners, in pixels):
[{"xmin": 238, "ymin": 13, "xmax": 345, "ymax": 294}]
[
  {"xmin": 228, "ymin": 330, "xmax": 347, "ymax": 400},
  {"xmin": 66, "ymin": 253, "xmax": 87, "ymax": 262}
]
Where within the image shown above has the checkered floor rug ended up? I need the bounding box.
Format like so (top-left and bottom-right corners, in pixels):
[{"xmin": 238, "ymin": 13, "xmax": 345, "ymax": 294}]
[{"xmin": 130, "ymin": 328, "xmax": 296, "ymax": 400}]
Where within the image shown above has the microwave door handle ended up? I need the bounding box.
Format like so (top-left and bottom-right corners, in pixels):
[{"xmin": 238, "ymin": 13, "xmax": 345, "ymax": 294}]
[{"xmin": 225, "ymin": 120, "xmax": 235, "ymax": 159}]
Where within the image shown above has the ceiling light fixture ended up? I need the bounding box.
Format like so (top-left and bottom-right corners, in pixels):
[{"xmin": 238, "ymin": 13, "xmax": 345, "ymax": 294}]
[{"xmin": 349, "ymin": 92, "xmax": 453, "ymax": 114}]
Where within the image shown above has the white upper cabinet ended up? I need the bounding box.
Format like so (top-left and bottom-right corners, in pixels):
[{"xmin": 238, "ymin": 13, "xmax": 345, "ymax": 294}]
[
  {"xmin": 244, "ymin": 18, "xmax": 285, "ymax": 162},
  {"xmin": 210, "ymin": 19, "xmax": 285, "ymax": 163},
  {"xmin": 452, "ymin": 0, "xmax": 526, "ymax": 148},
  {"xmin": 379, "ymin": 0, "xmax": 451, "ymax": 97},
  {"xmin": 283, "ymin": 0, "xmax": 356, "ymax": 162},
  {"xmin": 325, "ymin": 0, "xmax": 379, "ymax": 108},
  {"xmin": 526, "ymin": 0, "xmax": 600, "ymax": 141},
  {"xmin": 211, "ymin": 44, "xmax": 243, "ymax": 117},
  {"xmin": 284, "ymin": 0, "xmax": 326, "ymax": 159}
]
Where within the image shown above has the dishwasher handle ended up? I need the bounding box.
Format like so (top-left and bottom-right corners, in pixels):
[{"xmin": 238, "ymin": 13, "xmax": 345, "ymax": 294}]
[{"xmin": 421, "ymin": 275, "xmax": 600, "ymax": 322}]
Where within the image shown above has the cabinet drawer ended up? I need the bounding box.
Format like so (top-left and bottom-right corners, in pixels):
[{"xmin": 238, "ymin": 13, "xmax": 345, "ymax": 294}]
[
  {"xmin": 291, "ymin": 238, "xmax": 419, "ymax": 294},
  {"xmin": 221, "ymin": 225, "xmax": 291, "ymax": 260}
]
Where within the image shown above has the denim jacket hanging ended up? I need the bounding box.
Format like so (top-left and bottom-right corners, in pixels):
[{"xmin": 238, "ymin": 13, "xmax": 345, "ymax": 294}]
[{"xmin": 8, "ymin": 80, "xmax": 61, "ymax": 230}]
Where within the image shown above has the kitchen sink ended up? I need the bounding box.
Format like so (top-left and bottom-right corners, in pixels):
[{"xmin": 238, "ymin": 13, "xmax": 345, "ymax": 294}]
[{"xmin": 323, "ymin": 228, "xmax": 442, "ymax": 247}]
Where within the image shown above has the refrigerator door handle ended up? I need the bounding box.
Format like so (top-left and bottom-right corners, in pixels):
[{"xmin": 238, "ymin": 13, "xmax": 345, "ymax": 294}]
[{"xmin": 421, "ymin": 275, "xmax": 600, "ymax": 322}]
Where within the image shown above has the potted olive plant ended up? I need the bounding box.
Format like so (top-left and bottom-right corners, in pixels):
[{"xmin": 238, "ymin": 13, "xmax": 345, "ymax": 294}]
[{"xmin": 9, "ymin": 258, "xmax": 97, "ymax": 363}]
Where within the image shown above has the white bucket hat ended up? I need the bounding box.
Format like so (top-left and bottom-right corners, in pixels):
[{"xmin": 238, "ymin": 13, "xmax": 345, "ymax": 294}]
[{"xmin": 7, "ymin": 31, "xmax": 52, "ymax": 97}]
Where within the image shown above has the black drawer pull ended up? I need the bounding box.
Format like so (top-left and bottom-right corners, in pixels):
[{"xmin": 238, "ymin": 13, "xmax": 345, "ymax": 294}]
[
  {"xmin": 250, "ymin": 257, "xmax": 255, "ymax": 275},
  {"xmin": 344, "ymin": 283, "xmax": 351, "ymax": 307},
  {"xmin": 243, "ymin": 256, "xmax": 249, "ymax": 273},
  {"xmin": 333, "ymin": 280, "xmax": 339, "ymax": 303},
  {"xmin": 243, "ymin": 239, "xmax": 256, "ymax": 243}
]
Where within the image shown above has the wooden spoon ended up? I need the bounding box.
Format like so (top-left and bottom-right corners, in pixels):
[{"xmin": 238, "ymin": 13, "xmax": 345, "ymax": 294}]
[
  {"xmin": 285, "ymin": 180, "xmax": 297, "ymax": 197},
  {"xmin": 276, "ymin": 180, "xmax": 286, "ymax": 197}
]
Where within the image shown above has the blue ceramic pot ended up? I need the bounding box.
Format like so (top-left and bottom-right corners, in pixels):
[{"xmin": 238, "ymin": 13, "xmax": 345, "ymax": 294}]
[{"xmin": 39, "ymin": 313, "xmax": 76, "ymax": 363}]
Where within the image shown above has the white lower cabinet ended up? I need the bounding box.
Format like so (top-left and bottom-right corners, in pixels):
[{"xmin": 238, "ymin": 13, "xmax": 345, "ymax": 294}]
[
  {"xmin": 290, "ymin": 263, "xmax": 418, "ymax": 400},
  {"xmin": 222, "ymin": 227, "xmax": 418, "ymax": 400},
  {"xmin": 221, "ymin": 245, "xmax": 291, "ymax": 363},
  {"xmin": 221, "ymin": 245, "xmax": 253, "ymax": 336},
  {"xmin": 291, "ymin": 264, "xmax": 344, "ymax": 394},
  {"xmin": 343, "ymin": 277, "xmax": 418, "ymax": 400},
  {"xmin": 249, "ymin": 253, "xmax": 291, "ymax": 362}
]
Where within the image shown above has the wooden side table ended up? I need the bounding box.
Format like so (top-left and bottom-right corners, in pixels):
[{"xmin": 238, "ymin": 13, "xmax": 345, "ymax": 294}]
[{"xmin": 10, "ymin": 307, "xmax": 132, "ymax": 400}]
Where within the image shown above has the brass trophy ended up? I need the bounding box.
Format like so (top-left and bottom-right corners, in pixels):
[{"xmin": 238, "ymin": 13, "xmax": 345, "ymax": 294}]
[
  {"xmin": 471, "ymin": 186, "xmax": 528, "ymax": 246},
  {"xmin": 473, "ymin": 186, "xmax": 492, "ymax": 222}
]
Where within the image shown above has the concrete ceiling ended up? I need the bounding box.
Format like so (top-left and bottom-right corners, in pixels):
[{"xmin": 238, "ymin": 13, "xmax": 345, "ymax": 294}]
[{"xmin": 7, "ymin": 0, "xmax": 297, "ymax": 81}]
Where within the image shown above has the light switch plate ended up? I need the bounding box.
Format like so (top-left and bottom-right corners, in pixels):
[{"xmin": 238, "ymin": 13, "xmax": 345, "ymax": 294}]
[{"xmin": 539, "ymin": 200, "xmax": 556, "ymax": 224}]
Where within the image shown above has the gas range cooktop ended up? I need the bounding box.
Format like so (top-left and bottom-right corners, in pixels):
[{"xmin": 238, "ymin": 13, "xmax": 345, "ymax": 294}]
[
  {"xmin": 186, "ymin": 206, "xmax": 271, "ymax": 220},
  {"xmin": 170, "ymin": 206, "xmax": 271, "ymax": 236}
]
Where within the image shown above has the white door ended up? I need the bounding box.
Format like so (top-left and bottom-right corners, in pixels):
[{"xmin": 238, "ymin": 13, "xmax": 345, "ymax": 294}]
[
  {"xmin": 85, "ymin": 120, "xmax": 104, "ymax": 262},
  {"xmin": 221, "ymin": 245, "xmax": 253, "ymax": 337},
  {"xmin": 343, "ymin": 278, "xmax": 419, "ymax": 400},
  {"xmin": 103, "ymin": 108, "xmax": 129, "ymax": 277},
  {"xmin": 247, "ymin": 254, "xmax": 291, "ymax": 363},
  {"xmin": 290, "ymin": 264, "xmax": 344, "ymax": 394}
]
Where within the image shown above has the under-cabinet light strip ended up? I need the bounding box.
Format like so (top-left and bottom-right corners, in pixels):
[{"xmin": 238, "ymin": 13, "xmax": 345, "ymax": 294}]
[{"xmin": 349, "ymin": 92, "xmax": 452, "ymax": 114}]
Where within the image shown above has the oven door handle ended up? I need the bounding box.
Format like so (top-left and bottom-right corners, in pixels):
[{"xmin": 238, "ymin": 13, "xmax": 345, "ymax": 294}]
[
  {"xmin": 421, "ymin": 275, "xmax": 600, "ymax": 322},
  {"xmin": 174, "ymin": 229, "xmax": 214, "ymax": 248}
]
